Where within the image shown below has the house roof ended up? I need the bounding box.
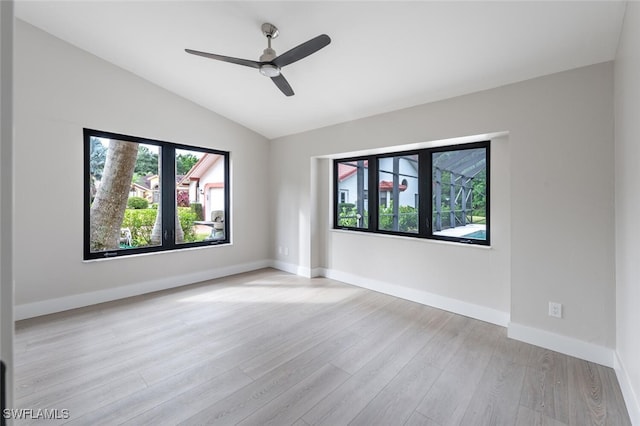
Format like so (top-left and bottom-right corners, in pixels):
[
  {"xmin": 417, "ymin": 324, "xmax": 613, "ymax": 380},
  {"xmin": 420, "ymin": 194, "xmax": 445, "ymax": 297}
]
[
  {"xmin": 130, "ymin": 182, "xmax": 151, "ymax": 192},
  {"xmin": 179, "ymin": 154, "xmax": 222, "ymax": 185},
  {"xmin": 338, "ymin": 160, "xmax": 368, "ymax": 182},
  {"xmin": 379, "ymin": 181, "xmax": 407, "ymax": 192},
  {"xmin": 142, "ymin": 175, "xmax": 157, "ymax": 190}
]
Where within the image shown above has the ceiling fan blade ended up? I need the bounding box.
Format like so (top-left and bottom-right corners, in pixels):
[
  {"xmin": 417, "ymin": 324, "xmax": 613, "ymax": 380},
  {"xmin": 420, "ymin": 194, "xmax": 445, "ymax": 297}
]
[
  {"xmin": 271, "ymin": 74, "xmax": 294, "ymax": 96},
  {"xmin": 272, "ymin": 34, "xmax": 331, "ymax": 68},
  {"xmin": 185, "ymin": 49, "xmax": 261, "ymax": 69}
]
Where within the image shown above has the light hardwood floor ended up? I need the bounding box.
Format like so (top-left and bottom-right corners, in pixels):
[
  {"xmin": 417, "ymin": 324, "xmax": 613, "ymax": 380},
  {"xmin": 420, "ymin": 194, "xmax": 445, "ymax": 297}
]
[{"xmin": 14, "ymin": 268, "xmax": 631, "ymax": 425}]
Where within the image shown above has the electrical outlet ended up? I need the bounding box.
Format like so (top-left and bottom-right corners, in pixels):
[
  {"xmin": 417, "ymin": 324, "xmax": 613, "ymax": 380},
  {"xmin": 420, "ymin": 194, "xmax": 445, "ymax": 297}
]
[
  {"xmin": 548, "ymin": 302, "xmax": 562, "ymax": 318},
  {"xmin": 284, "ymin": 247, "xmax": 289, "ymax": 256}
]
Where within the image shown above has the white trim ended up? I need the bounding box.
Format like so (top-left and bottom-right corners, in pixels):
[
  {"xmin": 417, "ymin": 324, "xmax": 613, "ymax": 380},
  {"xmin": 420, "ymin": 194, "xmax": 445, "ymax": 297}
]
[
  {"xmin": 271, "ymin": 260, "xmax": 312, "ymax": 278},
  {"xmin": 270, "ymin": 264, "xmax": 620, "ymax": 374},
  {"xmin": 508, "ymin": 322, "xmax": 614, "ymax": 368},
  {"xmin": 323, "ymin": 268, "xmax": 509, "ymax": 327},
  {"xmin": 82, "ymin": 240, "xmax": 235, "ymax": 263},
  {"xmin": 614, "ymin": 352, "xmax": 640, "ymax": 425},
  {"xmin": 15, "ymin": 260, "xmax": 271, "ymax": 320},
  {"xmin": 310, "ymin": 267, "xmax": 327, "ymax": 278},
  {"xmin": 330, "ymin": 229, "xmax": 492, "ymax": 250},
  {"xmin": 319, "ymin": 131, "xmax": 509, "ymax": 159}
]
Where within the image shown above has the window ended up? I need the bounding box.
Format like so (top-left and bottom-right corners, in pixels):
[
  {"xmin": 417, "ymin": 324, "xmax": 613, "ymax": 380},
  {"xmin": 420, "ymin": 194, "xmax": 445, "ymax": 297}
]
[
  {"xmin": 431, "ymin": 146, "xmax": 487, "ymax": 242},
  {"xmin": 339, "ymin": 190, "xmax": 348, "ymax": 204},
  {"xmin": 333, "ymin": 141, "xmax": 489, "ymax": 245},
  {"xmin": 377, "ymin": 154, "xmax": 419, "ymax": 233},
  {"xmin": 84, "ymin": 129, "xmax": 230, "ymax": 260},
  {"xmin": 335, "ymin": 159, "xmax": 368, "ymax": 229}
]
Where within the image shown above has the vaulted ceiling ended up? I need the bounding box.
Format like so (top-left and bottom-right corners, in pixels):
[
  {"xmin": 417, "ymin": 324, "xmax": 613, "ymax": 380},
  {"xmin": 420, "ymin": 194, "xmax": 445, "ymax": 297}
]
[{"xmin": 15, "ymin": 1, "xmax": 627, "ymax": 139}]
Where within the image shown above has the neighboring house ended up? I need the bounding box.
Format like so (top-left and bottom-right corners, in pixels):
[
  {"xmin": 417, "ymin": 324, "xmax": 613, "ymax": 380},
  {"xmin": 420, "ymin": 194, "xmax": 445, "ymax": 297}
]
[
  {"xmin": 95, "ymin": 175, "xmax": 157, "ymax": 203},
  {"xmin": 336, "ymin": 161, "xmax": 368, "ymax": 207},
  {"xmin": 378, "ymin": 156, "xmax": 418, "ymax": 209},
  {"xmin": 337, "ymin": 157, "xmax": 419, "ymax": 210},
  {"xmin": 178, "ymin": 153, "xmax": 226, "ymax": 220},
  {"xmin": 146, "ymin": 175, "xmax": 160, "ymax": 203},
  {"xmin": 128, "ymin": 182, "xmax": 153, "ymax": 201},
  {"xmin": 126, "ymin": 174, "xmax": 188, "ymax": 205}
]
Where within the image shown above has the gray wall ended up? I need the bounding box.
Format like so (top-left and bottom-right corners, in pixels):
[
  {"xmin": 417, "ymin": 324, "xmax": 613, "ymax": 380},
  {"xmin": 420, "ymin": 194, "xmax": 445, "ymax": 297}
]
[
  {"xmin": 270, "ymin": 62, "xmax": 615, "ymax": 362},
  {"xmin": 614, "ymin": 2, "xmax": 640, "ymax": 422},
  {"xmin": 13, "ymin": 20, "xmax": 271, "ymax": 314},
  {"xmin": 1, "ymin": 0, "xmax": 15, "ymax": 413}
]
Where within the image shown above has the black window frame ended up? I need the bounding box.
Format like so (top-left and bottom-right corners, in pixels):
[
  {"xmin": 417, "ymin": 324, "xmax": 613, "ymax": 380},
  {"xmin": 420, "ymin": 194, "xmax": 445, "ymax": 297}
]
[
  {"xmin": 333, "ymin": 141, "xmax": 490, "ymax": 246},
  {"xmin": 84, "ymin": 128, "xmax": 230, "ymax": 260},
  {"xmin": 334, "ymin": 157, "xmax": 370, "ymax": 230},
  {"xmin": 375, "ymin": 150, "xmax": 422, "ymax": 235}
]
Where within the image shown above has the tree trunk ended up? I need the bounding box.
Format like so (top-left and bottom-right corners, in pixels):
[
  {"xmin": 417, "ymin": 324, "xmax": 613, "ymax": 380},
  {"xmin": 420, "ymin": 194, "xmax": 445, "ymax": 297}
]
[
  {"xmin": 150, "ymin": 203, "xmax": 163, "ymax": 245},
  {"xmin": 175, "ymin": 205, "xmax": 184, "ymax": 243},
  {"xmin": 89, "ymin": 140, "xmax": 138, "ymax": 251},
  {"xmin": 150, "ymin": 181, "xmax": 184, "ymax": 245},
  {"xmin": 150, "ymin": 202, "xmax": 185, "ymax": 244}
]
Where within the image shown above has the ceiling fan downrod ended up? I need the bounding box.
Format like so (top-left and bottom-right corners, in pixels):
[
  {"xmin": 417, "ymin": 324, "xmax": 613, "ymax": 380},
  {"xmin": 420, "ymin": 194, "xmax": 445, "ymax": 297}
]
[{"xmin": 259, "ymin": 23, "xmax": 280, "ymax": 77}]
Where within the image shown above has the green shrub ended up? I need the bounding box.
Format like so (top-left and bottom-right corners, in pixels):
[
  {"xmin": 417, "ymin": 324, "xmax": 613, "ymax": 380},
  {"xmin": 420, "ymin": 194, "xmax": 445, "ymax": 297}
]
[
  {"xmin": 120, "ymin": 207, "xmax": 201, "ymax": 247},
  {"xmin": 127, "ymin": 196, "xmax": 149, "ymax": 210},
  {"xmin": 379, "ymin": 203, "xmax": 418, "ymax": 232},
  {"xmin": 338, "ymin": 203, "xmax": 356, "ymax": 227},
  {"xmin": 338, "ymin": 202, "xmax": 368, "ymax": 228},
  {"xmin": 190, "ymin": 202, "xmax": 204, "ymax": 221},
  {"xmin": 122, "ymin": 209, "xmax": 157, "ymax": 246},
  {"xmin": 178, "ymin": 207, "xmax": 198, "ymax": 242}
]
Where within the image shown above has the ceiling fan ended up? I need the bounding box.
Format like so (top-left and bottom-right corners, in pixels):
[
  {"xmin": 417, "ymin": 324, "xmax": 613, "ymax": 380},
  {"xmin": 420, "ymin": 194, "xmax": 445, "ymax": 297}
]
[{"xmin": 185, "ymin": 23, "xmax": 331, "ymax": 97}]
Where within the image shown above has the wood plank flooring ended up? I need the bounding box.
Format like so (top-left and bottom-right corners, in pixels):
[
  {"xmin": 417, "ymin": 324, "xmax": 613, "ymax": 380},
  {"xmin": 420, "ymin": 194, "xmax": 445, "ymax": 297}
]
[{"xmin": 13, "ymin": 268, "xmax": 631, "ymax": 425}]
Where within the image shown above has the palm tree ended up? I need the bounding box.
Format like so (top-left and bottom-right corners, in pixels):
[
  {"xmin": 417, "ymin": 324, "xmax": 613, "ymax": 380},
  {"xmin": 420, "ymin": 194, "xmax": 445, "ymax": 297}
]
[
  {"xmin": 149, "ymin": 158, "xmax": 184, "ymax": 245},
  {"xmin": 89, "ymin": 140, "xmax": 138, "ymax": 251}
]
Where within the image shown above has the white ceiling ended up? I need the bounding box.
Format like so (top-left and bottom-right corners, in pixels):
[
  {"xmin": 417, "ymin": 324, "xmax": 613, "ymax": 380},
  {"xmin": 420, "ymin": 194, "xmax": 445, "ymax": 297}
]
[{"xmin": 15, "ymin": 1, "xmax": 627, "ymax": 139}]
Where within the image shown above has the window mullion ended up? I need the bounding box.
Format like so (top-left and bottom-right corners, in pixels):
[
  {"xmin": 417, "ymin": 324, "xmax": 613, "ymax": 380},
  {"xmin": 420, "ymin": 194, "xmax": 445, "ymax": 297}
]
[
  {"xmin": 333, "ymin": 160, "xmax": 340, "ymax": 228},
  {"xmin": 418, "ymin": 150, "xmax": 431, "ymax": 237},
  {"xmin": 368, "ymin": 156, "xmax": 378, "ymax": 231},
  {"xmin": 161, "ymin": 145, "xmax": 176, "ymax": 250}
]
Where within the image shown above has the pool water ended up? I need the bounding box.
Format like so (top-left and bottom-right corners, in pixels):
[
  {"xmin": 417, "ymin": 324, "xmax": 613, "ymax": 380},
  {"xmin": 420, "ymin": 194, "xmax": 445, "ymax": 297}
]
[{"xmin": 463, "ymin": 230, "xmax": 486, "ymax": 239}]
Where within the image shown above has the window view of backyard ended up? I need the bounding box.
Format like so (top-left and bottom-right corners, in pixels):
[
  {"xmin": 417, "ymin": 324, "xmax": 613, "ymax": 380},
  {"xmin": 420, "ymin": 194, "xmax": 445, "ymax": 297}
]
[
  {"xmin": 334, "ymin": 141, "xmax": 489, "ymax": 245},
  {"xmin": 432, "ymin": 147, "xmax": 487, "ymax": 241},
  {"xmin": 87, "ymin": 135, "xmax": 227, "ymax": 256}
]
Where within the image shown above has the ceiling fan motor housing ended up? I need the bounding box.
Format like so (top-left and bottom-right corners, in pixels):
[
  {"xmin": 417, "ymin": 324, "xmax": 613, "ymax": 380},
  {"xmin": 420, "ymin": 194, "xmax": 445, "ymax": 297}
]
[
  {"xmin": 259, "ymin": 47, "xmax": 280, "ymax": 76},
  {"xmin": 259, "ymin": 64, "xmax": 280, "ymax": 77}
]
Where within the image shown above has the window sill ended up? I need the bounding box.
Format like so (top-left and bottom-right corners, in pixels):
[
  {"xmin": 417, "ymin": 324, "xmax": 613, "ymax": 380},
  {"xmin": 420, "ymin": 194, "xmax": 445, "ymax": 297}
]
[
  {"xmin": 83, "ymin": 241, "xmax": 232, "ymax": 263},
  {"xmin": 330, "ymin": 228, "xmax": 492, "ymax": 249}
]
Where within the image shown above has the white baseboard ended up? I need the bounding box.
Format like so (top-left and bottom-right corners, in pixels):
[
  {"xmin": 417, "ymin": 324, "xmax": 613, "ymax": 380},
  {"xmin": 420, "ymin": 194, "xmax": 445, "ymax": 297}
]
[
  {"xmin": 508, "ymin": 322, "xmax": 614, "ymax": 368},
  {"xmin": 614, "ymin": 352, "xmax": 640, "ymax": 425},
  {"xmin": 310, "ymin": 267, "xmax": 327, "ymax": 278},
  {"xmin": 271, "ymin": 264, "xmax": 621, "ymax": 373},
  {"xmin": 15, "ymin": 260, "xmax": 271, "ymax": 320},
  {"xmin": 323, "ymin": 268, "xmax": 510, "ymax": 327},
  {"xmin": 271, "ymin": 260, "xmax": 312, "ymax": 278}
]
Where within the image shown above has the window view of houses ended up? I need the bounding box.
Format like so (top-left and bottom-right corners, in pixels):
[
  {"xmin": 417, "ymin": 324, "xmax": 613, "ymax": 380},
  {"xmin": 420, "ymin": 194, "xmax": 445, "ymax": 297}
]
[
  {"xmin": 336, "ymin": 160, "xmax": 369, "ymax": 229},
  {"xmin": 88, "ymin": 136, "xmax": 226, "ymax": 255},
  {"xmin": 378, "ymin": 154, "xmax": 419, "ymax": 233}
]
